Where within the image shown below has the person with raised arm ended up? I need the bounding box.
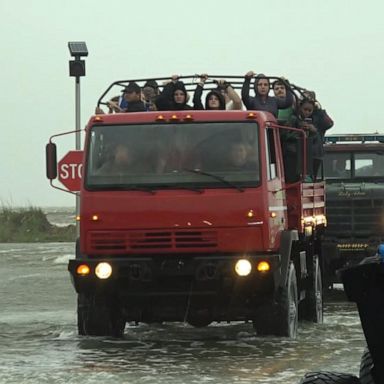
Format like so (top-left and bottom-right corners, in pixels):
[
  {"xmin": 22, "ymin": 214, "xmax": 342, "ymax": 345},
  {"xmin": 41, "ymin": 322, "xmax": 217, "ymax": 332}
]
[
  {"xmin": 241, "ymin": 71, "xmax": 293, "ymax": 117},
  {"xmin": 193, "ymin": 74, "xmax": 242, "ymax": 110},
  {"xmin": 193, "ymin": 74, "xmax": 225, "ymax": 110},
  {"xmin": 155, "ymin": 75, "xmax": 193, "ymax": 111}
]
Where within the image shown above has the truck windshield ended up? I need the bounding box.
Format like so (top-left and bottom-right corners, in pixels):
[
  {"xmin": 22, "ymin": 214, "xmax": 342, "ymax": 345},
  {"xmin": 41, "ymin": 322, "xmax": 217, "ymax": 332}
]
[
  {"xmin": 324, "ymin": 151, "xmax": 384, "ymax": 178},
  {"xmin": 85, "ymin": 121, "xmax": 260, "ymax": 190}
]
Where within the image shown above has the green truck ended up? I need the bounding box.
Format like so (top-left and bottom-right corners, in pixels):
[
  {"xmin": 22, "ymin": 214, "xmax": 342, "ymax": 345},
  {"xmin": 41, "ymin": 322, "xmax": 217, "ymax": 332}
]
[{"xmin": 322, "ymin": 133, "xmax": 384, "ymax": 286}]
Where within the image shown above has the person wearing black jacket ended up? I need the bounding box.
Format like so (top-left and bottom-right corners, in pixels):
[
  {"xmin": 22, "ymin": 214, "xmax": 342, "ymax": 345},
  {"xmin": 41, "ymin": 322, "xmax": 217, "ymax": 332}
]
[
  {"xmin": 121, "ymin": 82, "xmax": 146, "ymax": 112},
  {"xmin": 155, "ymin": 76, "xmax": 193, "ymax": 111},
  {"xmin": 193, "ymin": 74, "xmax": 227, "ymax": 110},
  {"xmin": 94, "ymin": 81, "xmax": 146, "ymax": 114},
  {"xmin": 291, "ymin": 98, "xmax": 333, "ymax": 180},
  {"xmin": 241, "ymin": 71, "xmax": 293, "ymax": 117}
]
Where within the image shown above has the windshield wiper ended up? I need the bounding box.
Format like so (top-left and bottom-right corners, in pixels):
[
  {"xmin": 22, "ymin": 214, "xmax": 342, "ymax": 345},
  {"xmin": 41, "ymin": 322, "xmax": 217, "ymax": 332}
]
[
  {"xmin": 97, "ymin": 185, "xmax": 156, "ymax": 194},
  {"xmin": 126, "ymin": 186, "xmax": 157, "ymax": 194},
  {"xmin": 182, "ymin": 168, "xmax": 244, "ymax": 192},
  {"xmin": 158, "ymin": 184, "xmax": 204, "ymax": 194}
]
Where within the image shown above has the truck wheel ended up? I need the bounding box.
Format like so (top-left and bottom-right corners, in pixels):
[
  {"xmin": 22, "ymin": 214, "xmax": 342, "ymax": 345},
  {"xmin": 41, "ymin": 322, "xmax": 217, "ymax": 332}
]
[
  {"xmin": 298, "ymin": 372, "xmax": 360, "ymax": 383},
  {"xmin": 253, "ymin": 262, "xmax": 298, "ymax": 338},
  {"xmin": 277, "ymin": 262, "xmax": 298, "ymax": 338},
  {"xmin": 359, "ymin": 347, "xmax": 374, "ymax": 384},
  {"xmin": 77, "ymin": 293, "xmax": 125, "ymax": 337},
  {"xmin": 187, "ymin": 318, "xmax": 212, "ymax": 328},
  {"xmin": 186, "ymin": 308, "xmax": 212, "ymax": 327},
  {"xmin": 300, "ymin": 255, "xmax": 323, "ymax": 323},
  {"xmin": 252, "ymin": 308, "xmax": 280, "ymax": 336}
]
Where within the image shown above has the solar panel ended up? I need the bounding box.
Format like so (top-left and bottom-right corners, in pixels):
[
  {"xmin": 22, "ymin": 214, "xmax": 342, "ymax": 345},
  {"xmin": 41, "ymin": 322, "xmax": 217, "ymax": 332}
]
[{"xmin": 68, "ymin": 42, "xmax": 88, "ymax": 57}]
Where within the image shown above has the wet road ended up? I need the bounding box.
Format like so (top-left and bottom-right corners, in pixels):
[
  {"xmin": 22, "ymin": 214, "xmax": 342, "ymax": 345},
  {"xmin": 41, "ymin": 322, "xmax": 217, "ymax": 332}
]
[{"xmin": 0, "ymin": 238, "xmax": 366, "ymax": 384}]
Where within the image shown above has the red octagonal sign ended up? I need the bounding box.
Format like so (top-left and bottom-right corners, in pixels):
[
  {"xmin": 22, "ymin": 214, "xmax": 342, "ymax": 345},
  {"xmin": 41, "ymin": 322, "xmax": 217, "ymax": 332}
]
[{"xmin": 58, "ymin": 150, "xmax": 84, "ymax": 191}]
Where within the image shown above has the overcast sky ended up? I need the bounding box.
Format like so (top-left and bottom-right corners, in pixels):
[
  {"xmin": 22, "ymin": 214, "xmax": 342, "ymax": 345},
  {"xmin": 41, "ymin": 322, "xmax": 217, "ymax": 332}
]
[{"xmin": 1, "ymin": 0, "xmax": 383, "ymax": 207}]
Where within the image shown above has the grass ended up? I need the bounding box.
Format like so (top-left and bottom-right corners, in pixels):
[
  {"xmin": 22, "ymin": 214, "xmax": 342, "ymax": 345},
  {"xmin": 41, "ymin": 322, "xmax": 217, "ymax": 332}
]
[{"xmin": 0, "ymin": 206, "xmax": 76, "ymax": 242}]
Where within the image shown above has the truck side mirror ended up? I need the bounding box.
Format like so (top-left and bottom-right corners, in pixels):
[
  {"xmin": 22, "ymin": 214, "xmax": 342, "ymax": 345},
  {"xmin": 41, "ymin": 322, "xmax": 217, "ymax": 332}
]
[{"xmin": 46, "ymin": 142, "xmax": 57, "ymax": 180}]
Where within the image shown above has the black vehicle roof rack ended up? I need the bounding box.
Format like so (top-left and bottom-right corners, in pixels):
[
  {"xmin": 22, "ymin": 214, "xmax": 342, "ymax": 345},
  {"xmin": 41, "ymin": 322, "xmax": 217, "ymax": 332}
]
[{"xmin": 96, "ymin": 74, "xmax": 310, "ymax": 109}]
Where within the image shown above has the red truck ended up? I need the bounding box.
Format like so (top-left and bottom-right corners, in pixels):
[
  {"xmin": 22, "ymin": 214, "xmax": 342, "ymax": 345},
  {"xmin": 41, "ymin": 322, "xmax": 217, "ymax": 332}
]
[{"xmin": 46, "ymin": 76, "xmax": 326, "ymax": 338}]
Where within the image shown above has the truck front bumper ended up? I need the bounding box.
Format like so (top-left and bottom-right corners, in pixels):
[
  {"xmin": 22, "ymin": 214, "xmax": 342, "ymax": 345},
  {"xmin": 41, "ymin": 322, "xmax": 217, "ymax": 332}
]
[{"xmin": 69, "ymin": 254, "xmax": 281, "ymax": 298}]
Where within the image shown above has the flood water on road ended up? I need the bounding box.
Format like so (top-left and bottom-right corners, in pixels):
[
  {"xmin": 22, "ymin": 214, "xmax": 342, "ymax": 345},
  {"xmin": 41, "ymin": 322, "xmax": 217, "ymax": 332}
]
[{"xmin": 0, "ymin": 240, "xmax": 366, "ymax": 384}]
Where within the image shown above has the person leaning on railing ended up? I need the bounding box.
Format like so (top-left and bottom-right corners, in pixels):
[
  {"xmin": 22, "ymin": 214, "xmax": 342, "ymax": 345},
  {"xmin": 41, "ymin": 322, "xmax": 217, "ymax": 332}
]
[{"xmin": 95, "ymin": 82, "xmax": 146, "ymax": 114}]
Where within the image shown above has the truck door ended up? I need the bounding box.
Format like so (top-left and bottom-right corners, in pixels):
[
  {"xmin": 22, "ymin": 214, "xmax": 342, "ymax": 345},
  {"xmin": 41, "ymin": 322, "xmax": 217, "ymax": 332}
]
[{"xmin": 265, "ymin": 127, "xmax": 287, "ymax": 249}]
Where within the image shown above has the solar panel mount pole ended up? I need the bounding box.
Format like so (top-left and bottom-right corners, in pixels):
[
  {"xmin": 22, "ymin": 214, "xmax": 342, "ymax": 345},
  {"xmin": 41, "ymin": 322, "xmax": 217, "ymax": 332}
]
[
  {"xmin": 68, "ymin": 41, "xmax": 88, "ymax": 240},
  {"xmin": 75, "ymin": 76, "xmax": 80, "ymax": 238}
]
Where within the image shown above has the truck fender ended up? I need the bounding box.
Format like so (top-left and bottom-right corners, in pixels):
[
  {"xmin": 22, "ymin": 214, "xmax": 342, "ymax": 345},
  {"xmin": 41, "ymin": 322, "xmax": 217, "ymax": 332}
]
[{"xmin": 278, "ymin": 230, "xmax": 299, "ymax": 288}]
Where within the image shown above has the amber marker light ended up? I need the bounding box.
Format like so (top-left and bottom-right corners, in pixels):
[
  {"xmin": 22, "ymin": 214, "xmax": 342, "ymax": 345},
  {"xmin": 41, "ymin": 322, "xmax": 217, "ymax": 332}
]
[
  {"xmin": 247, "ymin": 112, "xmax": 256, "ymax": 119},
  {"xmin": 91, "ymin": 214, "xmax": 99, "ymax": 221},
  {"xmin": 95, "ymin": 262, "xmax": 112, "ymax": 279},
  {"xmin": 156, "ymin": 114, "xmax": 165, "ymax": 121},
  {"xmin": 77, "ymin": 264, "xmax": 90, "ymax": 276},
  {"xmin": 93, "ymin": 116, "xmax": 104, "ymax": 122},
  {"xmin": 76, "ymin": 215, "xmax": 81, "ymax": 222},
  {"xmin": 257, "ymin": 261, "xmax": 270, "ymax": 272},
  {"xmin": 270, "ymin": 212, "xmax": 277, "ymax": 218},
  {"xmin": 170, "ymin": 114, "xmax": 179, "ymax": 121},
  {"xmin": 247, "ymin": 209, "xmax": 254, "ymax": 218},
  {"xmin": 235, "ymin": 259, "xmax": 252, "ymax": 276},
  {"xmin": 184, "ymin": 114, "xmax": 194, "ymax": 121}
]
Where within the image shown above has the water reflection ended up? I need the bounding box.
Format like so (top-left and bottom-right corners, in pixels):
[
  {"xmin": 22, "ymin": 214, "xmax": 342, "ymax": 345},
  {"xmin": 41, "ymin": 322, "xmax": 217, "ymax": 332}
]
[{"xmin": 0, "ymin": 242, "xmax": 365, "ymax": 384}]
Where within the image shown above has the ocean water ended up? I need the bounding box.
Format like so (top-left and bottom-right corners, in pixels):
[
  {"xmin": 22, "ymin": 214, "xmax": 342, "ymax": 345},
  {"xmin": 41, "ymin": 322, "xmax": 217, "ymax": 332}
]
[{"xmin": 0, "ymin": 208, "xmax": 365, "ymax": 383}]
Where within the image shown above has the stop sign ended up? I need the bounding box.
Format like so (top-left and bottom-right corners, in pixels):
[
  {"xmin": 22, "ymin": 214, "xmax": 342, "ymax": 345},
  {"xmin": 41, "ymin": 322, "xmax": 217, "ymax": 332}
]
[{"xmin": 58, "ymin": 150, "xmax": 84, "ymax": 191}]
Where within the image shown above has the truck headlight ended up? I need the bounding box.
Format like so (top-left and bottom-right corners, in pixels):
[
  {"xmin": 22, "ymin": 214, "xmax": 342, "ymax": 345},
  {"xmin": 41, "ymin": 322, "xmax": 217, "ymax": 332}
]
[
  {"xmin": 95, "ymin": 262, "xmax": 112, "ymax": 279},
  {"xmin": 235, "ymin": 259, "xmax": 252, "ymax": 276}
]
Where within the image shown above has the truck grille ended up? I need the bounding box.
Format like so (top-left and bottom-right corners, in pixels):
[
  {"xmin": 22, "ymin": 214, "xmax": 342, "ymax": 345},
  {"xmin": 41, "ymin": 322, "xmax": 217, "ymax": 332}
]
[
  {"xmin": 326, "ymin": 199, "xmax": 384, "ymax": 238},
  {"xmin": 88, "ymin": 230, "xmax": 218, "ymax": 253}
]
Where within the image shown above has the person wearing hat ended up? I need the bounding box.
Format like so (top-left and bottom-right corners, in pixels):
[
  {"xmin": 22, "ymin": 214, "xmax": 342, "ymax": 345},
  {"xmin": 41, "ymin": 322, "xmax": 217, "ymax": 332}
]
[
  {"xmin": 121, "ymin": 82, "xmax": 146, "ymax": 112},
  {"xmin": 95, "ymin": 82, "xmax": 146, "ymax": 114},
  {"xmin": 155, "ymin": 75, "xmax": 193, "ymax": 111},
  {"xmin": 241, "ymin": 70, "xmax": 293, "ymax": 118}
]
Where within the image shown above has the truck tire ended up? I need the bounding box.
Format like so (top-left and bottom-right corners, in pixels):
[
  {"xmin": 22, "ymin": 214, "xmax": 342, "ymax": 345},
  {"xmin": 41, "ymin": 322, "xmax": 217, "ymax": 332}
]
[
  {"xmin": 300, "ymin": 255, "xmax": 323, "ymax": 323},
  {"xmin": 187, "ymin": 318, "xmax": 212, "ymax": 328},
  {"xmin": 186, "ymin": 310, "xmax": 212, "ymax": 328},
  {"xmin": 298, "ymin": 372, "xmax": 361, "ymax": 383},
  {"xmin": 359, "ymin": 347, "xmax": 375, "ymax": 384},
  {"xmin": 77, "ymin": 293, "xmax": 125, "ymax": 337},
  {"xmin": 253, "ymin": 262, "xmax": 298, "ymax": 338},
  {"xmin": 277, "ymin": 262, "xmax": 298, "ymax": 337}
]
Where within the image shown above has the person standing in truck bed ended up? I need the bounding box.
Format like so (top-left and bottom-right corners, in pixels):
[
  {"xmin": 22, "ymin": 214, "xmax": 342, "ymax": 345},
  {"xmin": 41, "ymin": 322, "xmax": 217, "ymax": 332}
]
[
  {"xmin": 155, "ymin": 75, "xmax": 193, "ymax": 111},
  {"xmin": 95, "ymin": 82, "xmax": 146, "ymax": 114},
  {"xmin": 193, "ymin": 74, "xmax": 242, "ymax": 110},
  {"xmin": 241, "ymin": 71, "xmax": 293, "ymax": 117}
]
